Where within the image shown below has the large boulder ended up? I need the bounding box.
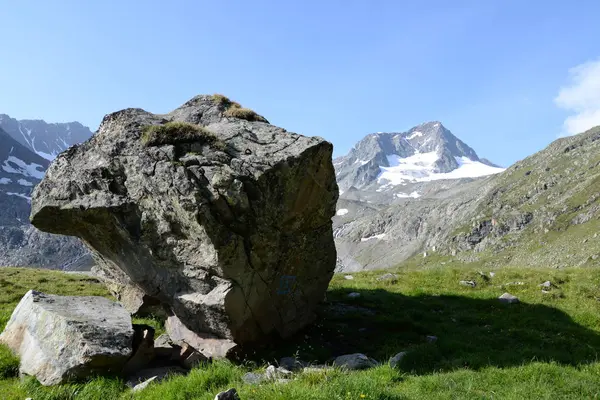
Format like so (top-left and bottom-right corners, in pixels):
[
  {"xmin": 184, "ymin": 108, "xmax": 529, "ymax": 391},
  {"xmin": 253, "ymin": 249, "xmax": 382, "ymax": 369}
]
[
  {"xmin": 30, "ymin": 95, "xmax": 339, "ymax": 348},
  {"xmin": 0, "ymin": 290, "xmax": 133, "ymax": 385}
]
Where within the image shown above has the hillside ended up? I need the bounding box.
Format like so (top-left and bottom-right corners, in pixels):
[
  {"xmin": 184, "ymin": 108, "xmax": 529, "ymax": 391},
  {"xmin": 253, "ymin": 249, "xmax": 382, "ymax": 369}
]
[{"xmin": 335, "ymin": 126, "xmax": 600, "ymax": 271}]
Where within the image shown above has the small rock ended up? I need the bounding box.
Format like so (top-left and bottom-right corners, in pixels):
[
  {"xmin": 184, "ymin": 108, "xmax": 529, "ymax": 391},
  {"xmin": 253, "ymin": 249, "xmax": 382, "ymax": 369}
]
[
  {"xmin": 592, "ymin": 255, "xmax": 599, "ymax": 260},
  {"xmin": 333, "ymin": 353, "xmax": 378, "ymax": 370},
  {"xmin": 242, "ymin": 372, "xmax": 264, "ymax": 385},
  {"xmin": 542, "ymin": 290, "xmax": 550, "ymax": 294},
  {"xmin": 389, "ymin": 352, "xmax": 407, "ymax": 368},
  {"xmin": 132, "ymin": 376, "xmax": 158, "ymax": 392},
  {"xmin": 459, "ymin": 280, "xmax": 476, "ymax": 288},
  {"xmin": 126, "ymin": 366, "xmax": 188, "ymax": 389},
  {"xmin": 505, "ymin": 282, "xmax": 524, "ymax": 286},
  {"xmin": 214, "ymin": 388, "xmax": 241, "ymax": 400},
  {"xmin": 539, "ymin": 281, "xmax": 552, "ymax": 288},
  {"xmin": 344, "ymin": 275, "xmax": 354, "ymax": 280},
  {"xmin": 277, "ymin": 378, "xmax": 292, "ymax": 384},
  {"xmin": 265, "ymin": 365, "xmax": 293, "ymax": 380},
  {"xmin": 376, "ymin": 273, "xmax": 398, "ymax": 282},
  {"xmin": 426, "ymin": 335, "xmax": 438, "ymax": 343},
  {"xmin": 179, "ymin": 344, "xmax": 209, "ymax": 369},
  {"xmin": 498, "ymin": 293, "xmax": 519, "ymax": 304},
  {"xmin": 279, "ymin": 357, "xmax": 305, "ymax": 372},
  {"xmin": 347, "ymin": 292, "xmax": 361, "ymax": 299},
  {"xmin": 489, "ymin": 272, "xmax": 496, "ymax": 278}
]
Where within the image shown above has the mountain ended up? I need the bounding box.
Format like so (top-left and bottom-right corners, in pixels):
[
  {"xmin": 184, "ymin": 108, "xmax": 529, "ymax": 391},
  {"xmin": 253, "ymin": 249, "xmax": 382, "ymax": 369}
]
[
  {"xmin": 0, "ymin": 126, "xmax": 90, "ymax": 269},
  {"xmin": 0, "ymin": 114, "xmax": 93, "ymax": 160},
  {"xmin": 334, "ymin": 125, "xmax": 600, "ymax": 272},
  {"xmin": 334, "ymin": 122, "xmax": 504, "ymax": 196}
]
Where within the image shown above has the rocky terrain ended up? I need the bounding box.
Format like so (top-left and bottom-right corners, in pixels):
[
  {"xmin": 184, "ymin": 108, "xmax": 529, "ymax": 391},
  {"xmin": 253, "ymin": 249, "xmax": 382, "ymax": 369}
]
[
  {"xmin": 30, "ymin": 94, "xmax": 339, "ymax": 352},
  {"xmin": 0, "ymin": 114, "xmax": 93, "ymax": 160},
  {"xmin": 334, "ymin": 125, "xmax": 600, "ymax": 271},
  {"xmin": 0, "ymin": 127, "xmax": 89, "ymax": 269}
]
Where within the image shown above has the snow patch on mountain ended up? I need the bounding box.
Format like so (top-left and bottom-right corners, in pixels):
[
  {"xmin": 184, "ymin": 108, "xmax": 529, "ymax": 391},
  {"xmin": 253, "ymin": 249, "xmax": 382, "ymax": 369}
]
[
  {"xmin": 336, "ymin": 208, "xmax": 349, "ymax": 216},
  {"xmin": 395, "ymin": 191, "xmax": 421, "ymax": 199},
  {"xmin": 0, "ymin": 178, "xmax": 10, "ymax": 184},
  {"xmin": 378, "ymin": 153, "xmax": 504, "ymax": 188},
  {"xmin": 7, "ymin": 192, "xmax": 32, "ymax": 202},
  {"xmin": 407, "ymin": 131, "xmax": 423, "ymax": 140},
  {"xmin": 2, "ymin": 156, "xmax": 45, "ymax": 179},
  {"xmin": 18, "ymin": 179, "xmax": 34, "ymax": 187}
]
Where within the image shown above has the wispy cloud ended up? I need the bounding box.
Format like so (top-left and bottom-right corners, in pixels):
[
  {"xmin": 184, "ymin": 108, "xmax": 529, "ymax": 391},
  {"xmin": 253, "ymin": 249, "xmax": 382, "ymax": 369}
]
[{"xmin": 555, "ymin": 58, "xmax": 600, "ymax": 136}]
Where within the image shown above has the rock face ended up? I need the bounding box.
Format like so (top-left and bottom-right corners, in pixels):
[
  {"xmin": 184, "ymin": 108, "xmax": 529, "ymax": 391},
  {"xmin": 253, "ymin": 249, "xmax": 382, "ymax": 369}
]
[
  {"xmin": 30, "ymin": 95, "xmax": 339, "ymax": 347},
  {"xmin": 0, "ymin": 290, "xmax": 133, "ymax": 385}
]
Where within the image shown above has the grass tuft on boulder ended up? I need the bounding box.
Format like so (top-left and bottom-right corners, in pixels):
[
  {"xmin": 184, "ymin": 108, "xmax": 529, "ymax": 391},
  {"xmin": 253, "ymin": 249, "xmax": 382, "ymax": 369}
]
[
  {"xmin": 211, "ymin": 94, "xmax": 269, "ymax": 123},
  {"xmin": 141, "ymin": 122, "xmax": 224, "ymax": 148}
]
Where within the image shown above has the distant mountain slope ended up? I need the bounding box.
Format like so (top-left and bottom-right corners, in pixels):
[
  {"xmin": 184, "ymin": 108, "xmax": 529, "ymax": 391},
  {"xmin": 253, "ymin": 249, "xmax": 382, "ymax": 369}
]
[
  {"xmin": 0, "ymin": 127, "xmax": 90, "ymax": 269},
  {"xmin": 334, "ymin": 122, "xmax": 503, "ymax": 193},
  {"xmin": 334, "ymin": 125, "xmax": 600, "ymax": 271},
  {"xmin": 0, "ymin": 114, "xmax": 93, "ymax": 160}
]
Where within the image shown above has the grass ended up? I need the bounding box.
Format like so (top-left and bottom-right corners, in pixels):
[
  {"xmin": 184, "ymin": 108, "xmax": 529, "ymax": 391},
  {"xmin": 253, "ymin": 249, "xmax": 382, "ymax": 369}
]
[
  {"xmin": 212, "ymin": 93, "xmax": 269, "ymax": 123},
  {"xmin": 140, "ymin": 122, "xmax": 225, "ymax": 149},
  {"xmin": 1, "ymin": 264, "xmax": 600, "ymax": 399}
]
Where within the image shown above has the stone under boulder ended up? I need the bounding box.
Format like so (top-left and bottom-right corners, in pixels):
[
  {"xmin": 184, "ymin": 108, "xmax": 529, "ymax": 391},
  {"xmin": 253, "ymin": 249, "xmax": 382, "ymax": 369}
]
[
  {"xmin": 30, "ymin": 95, "xmax": 339, "ymax": 350},
  {"xmin": 0, "ymin": 290, "xmax": 133, "ymax": 385}
]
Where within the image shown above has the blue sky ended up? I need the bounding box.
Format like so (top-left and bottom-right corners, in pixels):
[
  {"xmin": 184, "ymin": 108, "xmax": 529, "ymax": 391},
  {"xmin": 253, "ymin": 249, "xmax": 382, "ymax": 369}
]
[{"xmin": 2, "ymin": 0, "xmax": 600, "ymax": 166}]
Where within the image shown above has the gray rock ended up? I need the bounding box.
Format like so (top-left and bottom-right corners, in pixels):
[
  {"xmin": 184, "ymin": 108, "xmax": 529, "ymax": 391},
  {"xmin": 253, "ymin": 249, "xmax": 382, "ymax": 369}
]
[
  {"xmin": 426, "ymin": 335, "xmax": 438, "ymax": 343},
  {"xmin": 126, "ymin": 366, "xmax": 188, "ymax": 389},
  {"xmin": 376, "ymin": 273, "xmax": 398, "ymax": 282},
  {"xmin": 344, "ymin": 275, "xmax": 354, "ymax": 280},
  {"xmin": 0, "ymin": 290, "xmax": 133, "ymax": 386},
  {"xmin": 215, "ymin": 388, "xmax": 241, "ymax": 400},
  {"xmin": 265, "ymin": 365, "xmax": 293, "ymax": 380},
  {"xmin": 123, "ymin": 324, "xmax": 156, "ymax": 375},
  {"xmin": 132, "ymin": 376, "xmax": 158, "ymax": 392},
  {"xmin": 333, "ymin": 353, "xmax": 378, "ymax": 370},
  {"xmin": 242, "ymin": 372, "xmax": 264, "ymax": 385},
  {"xmin": 389, "ymin": 352, "xmax": 407, "ymax": 368},
  {"xmin": 498, "ymin": 293, "xmax": 520, "ymax": 304},
  {"xmin": 539, "ymin": 281, "xmax": 552, "ymax": 288},
  {"xmin": 30, "ymin": 95, "xmax": 339, "ymax": 347},
  {"xmin": 489, "ymin": 272, "xmax": 496, "ymax": 278},
  {"xmin": 459, "ymin": 280, "xmax": 476, "ymax": 287},
  {"xmin": 347, "ymin": 292, "xmax": 361, "ymax": 299},
  {"xmin": 166, "ymin": 315, "xmax": 236, "ymax": 359},
  {"xmin": 279, "ymin": 357, "xmax": 305, "ymax": 372}
]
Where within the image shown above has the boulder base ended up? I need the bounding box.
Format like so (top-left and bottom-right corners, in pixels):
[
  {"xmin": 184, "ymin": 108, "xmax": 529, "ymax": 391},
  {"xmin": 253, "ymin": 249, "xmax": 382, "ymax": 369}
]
[{"xmin": 0, "ymin": 290, "xmax": 133, "ymax": 385}]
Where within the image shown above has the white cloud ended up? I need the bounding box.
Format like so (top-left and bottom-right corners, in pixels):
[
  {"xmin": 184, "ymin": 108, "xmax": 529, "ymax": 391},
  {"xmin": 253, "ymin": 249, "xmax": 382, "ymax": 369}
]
[{"xmin": 555, "ymin": 58, "xmax": 600, "ymax": 136}]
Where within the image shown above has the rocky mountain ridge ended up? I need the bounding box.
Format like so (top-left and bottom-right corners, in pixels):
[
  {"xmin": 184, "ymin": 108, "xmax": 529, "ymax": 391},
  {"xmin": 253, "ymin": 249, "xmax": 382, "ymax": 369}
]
[
  {"xmin": 0, "ymin": 114, "xmax": 93, "ymax": 160},
  {"xmin": 334, "ymin": 125, "xmax": 600, "ymax": 271},
  {"xmin": 0, "ymin": 126, "xmax": 89, "ymax": 269},
  {"xmin": 334, "ymin": 121, "xmax": 503, "ymax": 194}
]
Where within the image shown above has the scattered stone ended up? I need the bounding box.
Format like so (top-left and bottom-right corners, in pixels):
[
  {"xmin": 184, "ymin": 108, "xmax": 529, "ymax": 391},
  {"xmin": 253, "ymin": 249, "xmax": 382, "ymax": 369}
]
[
  {"xmin": 265, "ymin": 365, "xmax": 293, "ymax": 380},
  {"xmin": 539, "ymin": 281, "xmax": 552, "ymax": 288},
  {"xmin": 179, "ymin": 344, "xmax": 209, "ymax": 369},
  {"xmin": 376, "ymin": 273, "xmax": 398, "ymax": 282},
  {"xmin": 166, "ymin": 315, "xmax": 236, "ymax": 359},
  {"xmin": 30, "ymin": 95, "xmax": 339, "ymax": 347},
  {"xmin": 0, "ymin": 290, "xmax": 133, "ymax": 386},
  {"xmin": 426, "ymin": 335, "xmax": 438, "ymax": 343},
  {"xmin": 154, "ymin": 334, "xmax": 177, "ymax": 359},
  {"xmin": 593, "ymin": 255, "xmax": 599, "ymax": 260},
  {"xmin": 505, "ymin": 282, "xmax": 524, "ymax": 286},
  {"xmin": 126, "ymin": 366, "xmax": 188, "ymax": 388},
  {"xmin": 459, "ymin": 280, "xmax": 476, "ymax": 287},
  {"xmin": 344, "ymin": 275, "xmax": 354, "ymax": 280},
  {"xmin": 542, "ymin": 290, "xmax": 550, "ymax": 294},
  {"xmin": 333, "ymin": 353, "xmax": 378, "ymax": 370},
  {"xmin": 498, "ymin": 293, "xmax": 520, "ymax": 304},
  {"xmin": 303, "ymin": 366, "xmax": 332, "ymax": 373},
  {"xmin": 280, "ymin": 357, "xmax": 306, "ymax": 372},
  {"xmin": 132, "ymin": 376, "xmax": 158, "ymax": 392},
  {"xmin": 242, "ymin": 372, "xmax": 264, "ymax": 385},
  {"xmin": 347, "ymin": 292, "xmax": 361, "ymax": 299},
  {"xmin": 489, "ymin": 272, "xmax": 496, "ymax": 278},
  {"xmin": 214, "ymin": 388, "xmax": 241, "ymax": 400},
  {"xmin": 389, "ymin": 352, "xmax": 407, "ymax": 368}
]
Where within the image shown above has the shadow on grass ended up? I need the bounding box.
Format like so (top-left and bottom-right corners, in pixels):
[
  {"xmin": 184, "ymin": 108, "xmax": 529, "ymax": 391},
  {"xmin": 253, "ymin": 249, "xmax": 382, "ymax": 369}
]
[{"xmin": 240, "ymin": 287, "xmax": 600, "ymax": 375}]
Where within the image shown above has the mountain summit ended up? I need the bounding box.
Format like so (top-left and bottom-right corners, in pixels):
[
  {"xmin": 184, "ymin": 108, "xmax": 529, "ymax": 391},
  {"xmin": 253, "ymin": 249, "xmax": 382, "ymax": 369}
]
[
  {"xmin": 0, "ymin": 114, "xmax": 93, "ymax": 160},
  {"xmin": 334, "ymin": 122, "xmax": 503, "ymax": 192}
]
